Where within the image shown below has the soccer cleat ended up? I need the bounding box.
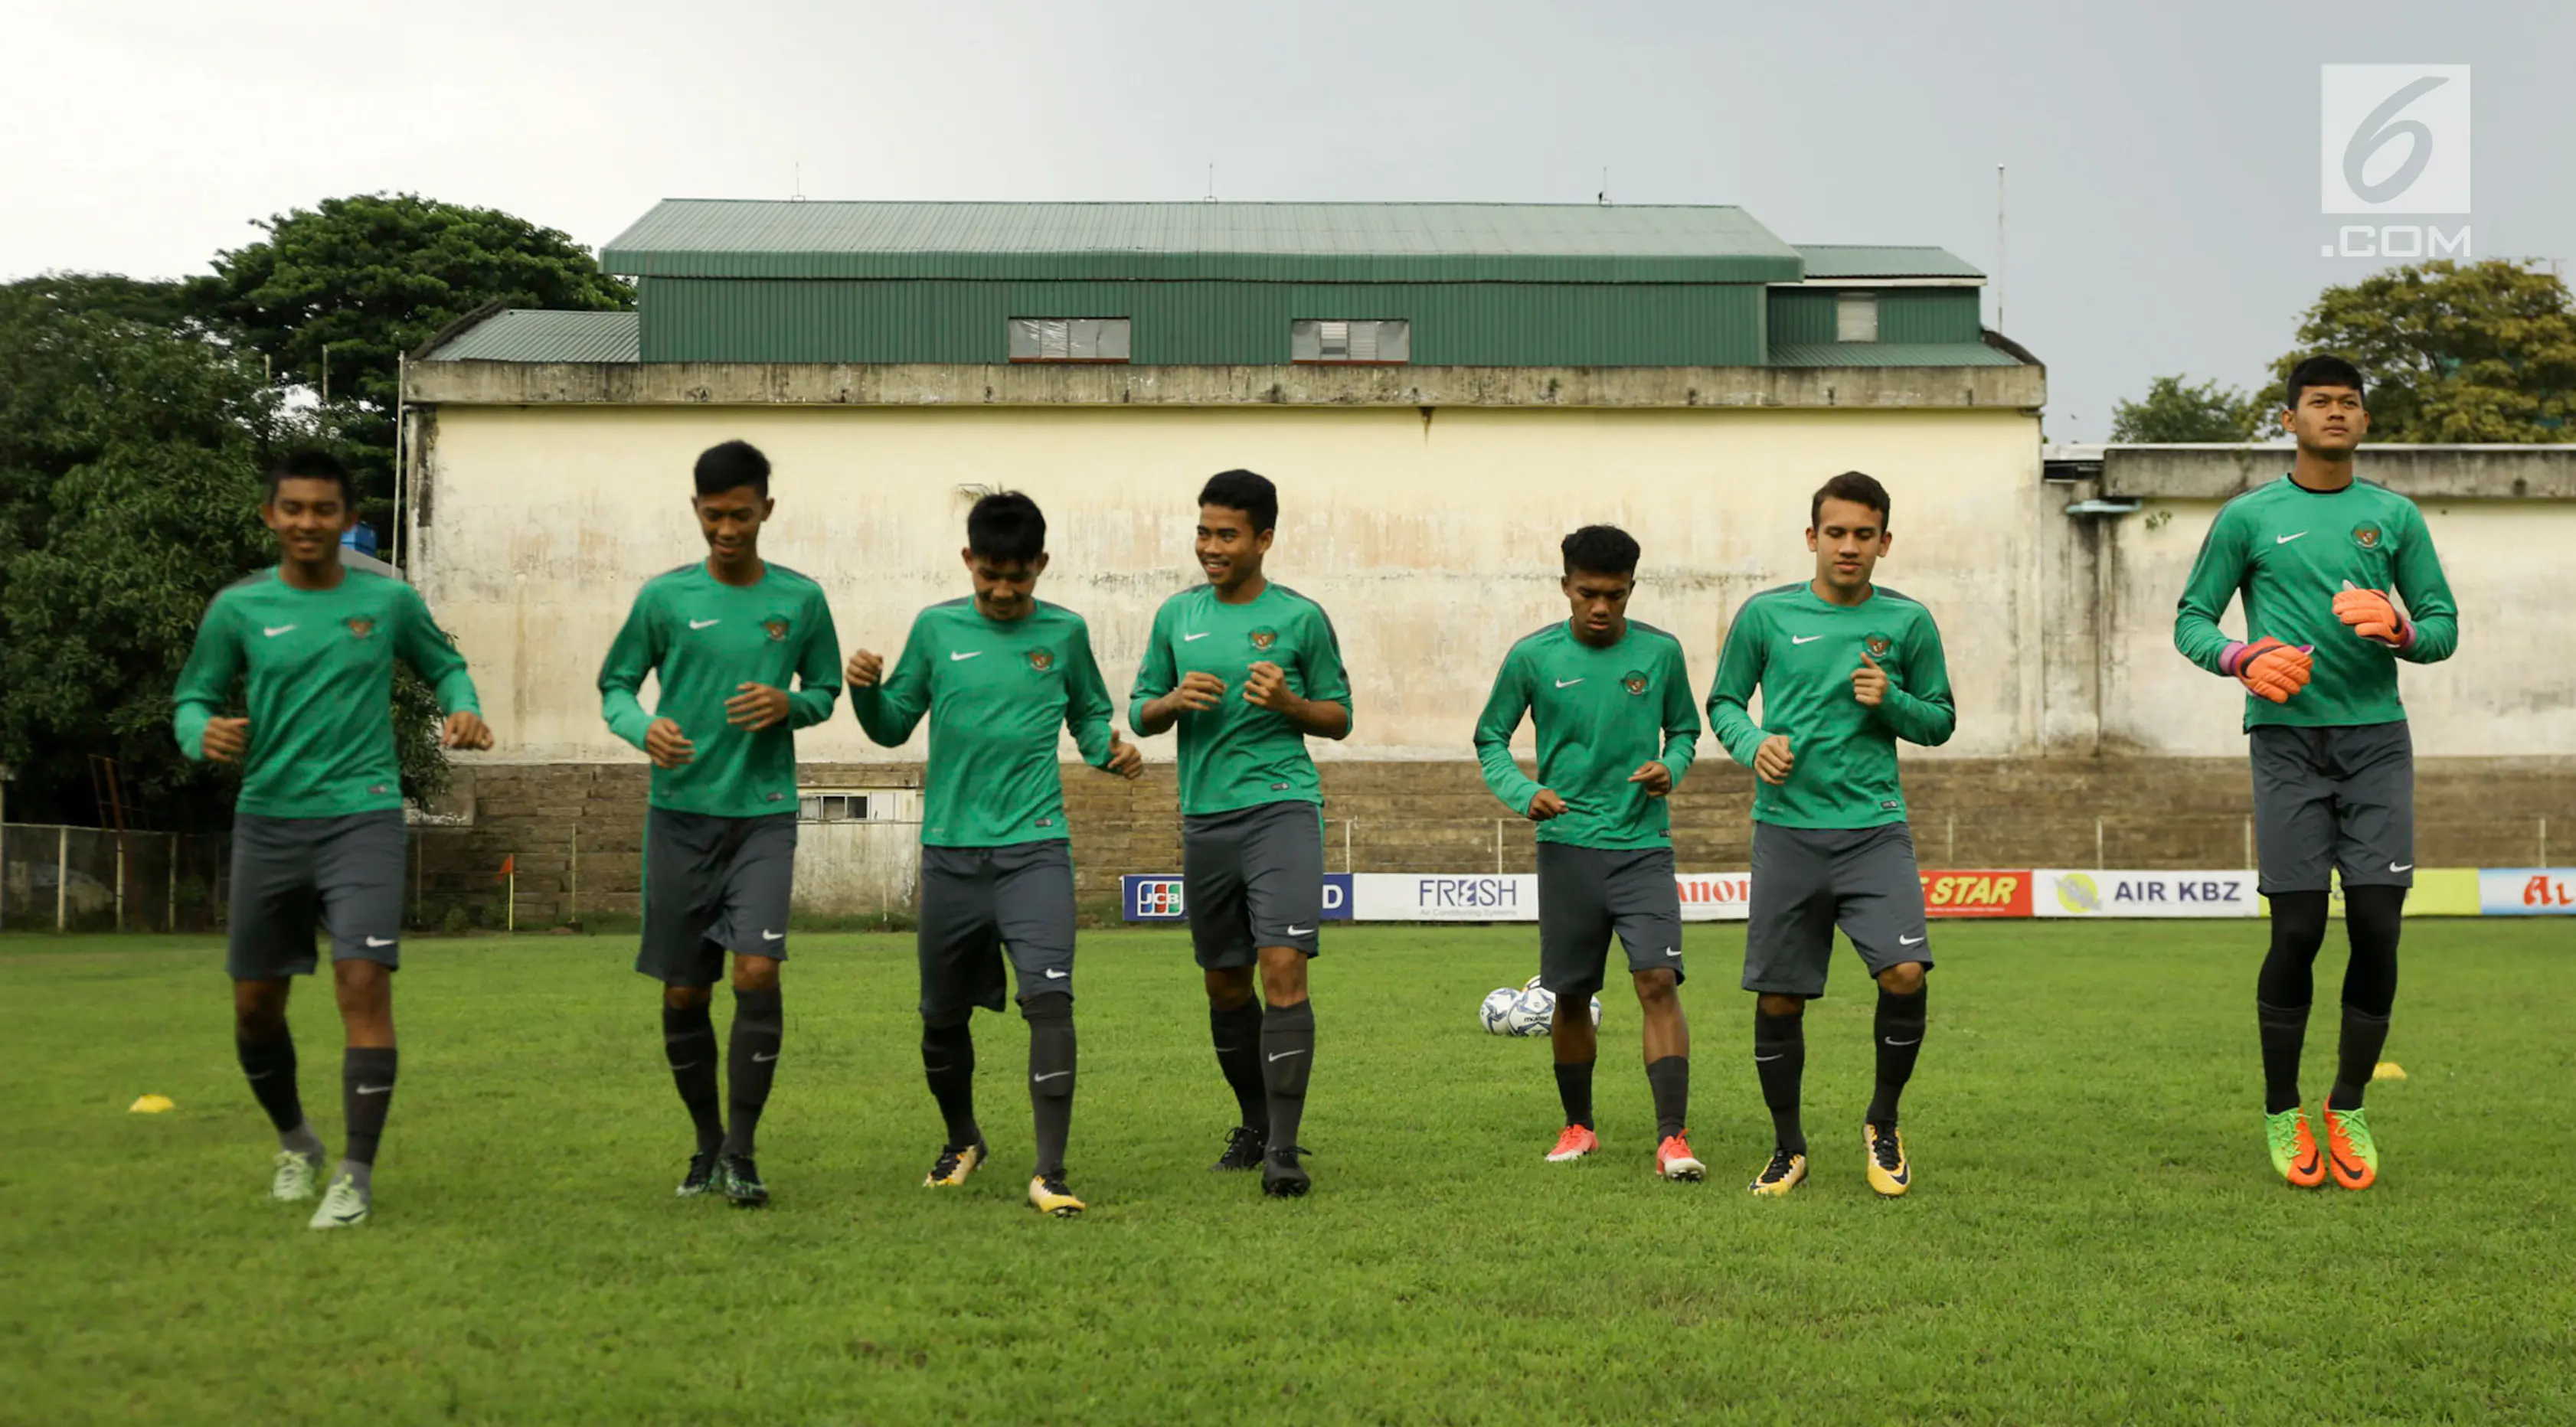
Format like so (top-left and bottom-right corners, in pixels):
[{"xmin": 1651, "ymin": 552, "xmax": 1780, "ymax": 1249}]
[
  {"xmin": 675, "ymin": 1150, "xmax": 722, "ymax": 1198},
  {"xmin": 1545, "ymin": 1125, "xmax": 1600, "ymax": 1163},
  {"xmin": 308, "ymin": 1174, "xmax": 370, "ymax": 1229},
  {"xmin": 718, "ymin": 1154, "xmax": 769, "ymax": 1208},
  {"xmin": 1654, "ymin": 1134, "xmax": 1705, "ymax": 1182},
  {"xmin": 1028, "ymin": 1174, "xmax": 1087, "ymax": 1217},
  {"xmin": 1865, "ymin": 1122, "xmax": 1911, "ymax": 1197},
  {"xmin": 1210, "ymin": 1126, "xmax": 1267, "ymax": 1172},
  {"xmin": 1748, "ymin": 1147, "xmax": 1808, "ymax": 1197},
  {"xmin": 2323, "ymin": 1102, "xmax": 2378, "ymax": 1190},
  {"xmin": 271, "ymin": 1148, "xmax": 325, "ymax": 1203},
  {"xmin": 1261, "ymin": 1146, "xmax": 1313, "ymax": 1198},
  {"xmin": 2266, "ymin": 1108, "xmax": 2328, "ymax": 1189},
  {"xmin": 924, "ymin": 1141, "xmax": 987, "ymax": 1188}
]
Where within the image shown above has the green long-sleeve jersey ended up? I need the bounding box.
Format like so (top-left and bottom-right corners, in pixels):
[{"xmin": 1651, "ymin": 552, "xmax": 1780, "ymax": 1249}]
[
  {"xmin": 172, "ymin": 567, "xmax": 483, "ymax": 818},
  {"xmin": 1129, "ymin": 582, "xmax": 1352, "ymax": 817},
  {"xmin": 1474, "ymin": 620, "xmax": 1700, "ymax": 848},
  {"xmin": 850, "ymin": 598, "xmax": 1117, "ymax": 847},
  {"xmin": 2172, "ymin": 475, "xmax": 2457, "ymax": 729},
  {"xmin": 1705, "ymin": 582, "xmax": 1955, "ymax": 830},
  {"xmin": 597, "ymin": 561, "xmax": 842, "ymax": 817}
]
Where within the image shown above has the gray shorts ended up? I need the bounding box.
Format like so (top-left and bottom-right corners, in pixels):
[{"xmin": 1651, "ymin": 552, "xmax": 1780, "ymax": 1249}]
[
  {"xmin": 1744, "ymin": 822, "xmax": 1931, "ymax": 999},
  {"xmin": 2249, "ymin": 722, "xmax": 2415, "ymax": 895},
  {"xmin": 1537, "ymin": 843, "xmax": 1684, "ymax": 1001},
  {"xmin": 639, "ymin": 808, "xmax": 797, "ymax": 986},
  {"xmin": 1182, "ymin": 801, "xmax": 1325, "ymax": 969},
  {"xmin": 917, "ymin": 841, "xmax": 1077, "ymax": 1020},
  {"xmin": 226, "ymin": 810, "xmax": 407, "ymax": 981}
]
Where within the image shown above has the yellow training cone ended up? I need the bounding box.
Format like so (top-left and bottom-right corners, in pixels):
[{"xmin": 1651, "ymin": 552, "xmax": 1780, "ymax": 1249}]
[
  {"xmin": 2372, "ymin": 1063, "xmax": 2407, "ymax": 1082},
  {"xmin": 129, "ymin": 1094, "xmax": 176, "ymax": 1114}
]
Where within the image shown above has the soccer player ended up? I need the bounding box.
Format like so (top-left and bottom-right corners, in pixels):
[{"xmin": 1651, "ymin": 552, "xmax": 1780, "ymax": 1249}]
[
  {"xmin": 1706, "ymin": 471, "xmax": 1954, "ymax": 1199},
  {"xmin": 1129, "ymin": 469, "xmax": 1352, "ymax": 1197},
  {"xmin": 845, "ymin": 492, "xmax": 1143, "ymax": 1217},
  {"xmin": 598, "ymin": 439, "xmax": 842, "ymax": 1209},
  {"xmin": 174, "ymin": 449, "xmax": 492, "ymax": 1230},
  {"xmin": 2172, "ymin": 355, "xmax": 2457, "ymax": 1192},
  {"xmin": 1473, "ymin": 526, "xmax": 1706, "ymax": 1180}
]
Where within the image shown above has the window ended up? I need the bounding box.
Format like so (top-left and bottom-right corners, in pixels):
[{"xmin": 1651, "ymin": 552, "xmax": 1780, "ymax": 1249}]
[
  {"xmin": 1835, "ymin": 292, "xmax": 1880, "ymax": 343},
  {"xmin": 800, "ymin": 792, "xmax": 895, "ymax": 823},
  {"xmin": 1008, "ymin": 318, "xmax": 1130, "ymax": 363},
  {"xmin": 1292, "ymin": 318, "xmax": 1411, "ymax": 364}
]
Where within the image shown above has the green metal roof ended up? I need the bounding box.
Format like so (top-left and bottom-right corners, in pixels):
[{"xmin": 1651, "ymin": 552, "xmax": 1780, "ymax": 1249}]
[
  {"xmin": 1790, "ymin": 245, "xmax": 1984, "ymax": 280},
  {"xmin": 1767, "ymin": 341, "xmax": 2022, "ymax": 367},
  {"xmin": 423, "ymin": 309, "xmax": 638, "ymax": 363},
  {"xmin": 600, "ymin": 201, "xmax": 1806, "ymax": 283}
]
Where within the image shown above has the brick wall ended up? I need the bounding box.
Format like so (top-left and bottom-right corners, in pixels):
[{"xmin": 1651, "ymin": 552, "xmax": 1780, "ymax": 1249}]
[{"xmin": 412, "ymin": 756, "xmax": 2575, "ymax": 929}]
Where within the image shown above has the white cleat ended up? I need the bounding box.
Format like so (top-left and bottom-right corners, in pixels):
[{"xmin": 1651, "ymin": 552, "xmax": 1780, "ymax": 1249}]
[
  {"xmin": 271, "ymin": 1149, "xmax": 325, "ymax": 1202},
  {"xmin": 309, "ymin": 1174, "xmax": 371, "ymax": 1229}
]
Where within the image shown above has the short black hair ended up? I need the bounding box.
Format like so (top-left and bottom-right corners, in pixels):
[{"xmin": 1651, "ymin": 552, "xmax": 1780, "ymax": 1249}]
[
  {"xmin": 2285, "ymin": 354, "xmax": 2367, "ymax": 411},
  {"xmin": 966, "ymin": 491, "xmax": 1047, "ymax": 564},
  {"xmin": 266, "ymin": 449, "xmax": 356, "ymax": 506},
  {"xmin": 1561, "ymin": 524, "xmax": 1640, "ymax": 577},
  {"xmin": 1811, "ymin": 470, "xmax": 1891, "ymax": 528},
  {"xmin": 1197, "ymin": 469, "xmax": 1278, "ymax": 534},
  {"xmin": 695, "ymin": 439, "xmax": 771, "ymax": 497}
]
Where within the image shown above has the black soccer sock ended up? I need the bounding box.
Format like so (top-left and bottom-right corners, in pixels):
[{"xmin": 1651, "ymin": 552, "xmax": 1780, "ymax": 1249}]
[
  {"xmin": 1867, "ymin": 987, "xmax": 1927, "ymax": 1127},
  {"xmin": 1645, "ymin": 1055, "xmax": 1688, "ymax": 1141},
  {"xmin": 339, "ymin": 1047, "xmax": 398, "ymax": 1192},
  {"xmin": 2329, "ymin": 885, "xmax": 2405, "ymax": 1111},
  {"xmin": 2257, "ymin": 892, "xmax": 2331, "ymax": 1115},
  {"xmin": 1023, "ymin": 993, "xmax": 1076, "ymax": 1180},
  {"xmin": 237, "ymin": 1027, "xmax": 320, "ymax": 1154},
  {"xmin": 1754, "ymin": 1005, "xmax": 1807, "ymax": 1155},
  {"xmin": 1553, "ymin": 1058, "xmax": 1596, "ymax": 1130},
  {"xmin": 662, "ymin": 1003, "xmax": 724, "ymax": 1156},
  {"xmin": 2330, "ymin": 1006, "xmax": 2391, "ymax": 1112},
  {"xmin": 1260, "ymin": 1000, "xmax": 1315, "ymax": 1154},
  {"xmin": 1211, "ymin": 998, "xmax": 1269, "ymax": 1135},
  {"xmin": 721, "ymin": 988, "xmax": 783, "ymax": 1158},
  {"xmin": 922, "ymin": 1018, "xmax": 980, "ymax": 1148}
]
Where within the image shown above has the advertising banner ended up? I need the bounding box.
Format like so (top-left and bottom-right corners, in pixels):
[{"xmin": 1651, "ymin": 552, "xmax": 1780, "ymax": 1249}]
[
  {"xmin": 1674, "ymin": 872, "xmax": 1751, "ymax": 922},
  {"xmin": 2478, "ymin": 869, "xmax": 2576, "ymax": 916},
  {"xmin": 1122, "ymin": 874, "xmax": 1352, "ymax": 922},
  {"xmin": 1351, "ymin": 874, "xmax": 1537, "ymax": 922},
  {"xmin": 1919, "ymin": 870, "xmax": 2035, "ymax": 918},
  {"xmin": 2035, "ymin": 870, "xmax": 2259, "ymax": 918}
]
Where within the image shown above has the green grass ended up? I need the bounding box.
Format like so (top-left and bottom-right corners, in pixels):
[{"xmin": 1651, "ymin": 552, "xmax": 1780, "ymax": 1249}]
[{"xmin": 3, "ymin": 922, "xmax": 2570, "ymax": 1425}]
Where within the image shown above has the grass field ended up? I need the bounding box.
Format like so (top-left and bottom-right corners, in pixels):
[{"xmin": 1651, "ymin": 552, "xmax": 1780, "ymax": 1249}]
[{"xmin": 5, "ymin": 921, "xmax": 2571, "ymax": 1425}]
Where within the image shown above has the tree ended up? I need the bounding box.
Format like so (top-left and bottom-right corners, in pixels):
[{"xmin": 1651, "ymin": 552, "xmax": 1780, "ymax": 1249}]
[
  {"xmin": 194, "ymin": 193, "xmax": 634, "ymax": 537},
  {"xmin": 2110, "ymin": 375, "xmax": 2269, "ymax": 442},
  {"xmin": 2269, "ymin": 259, "xmax": 2576, "ymax": 442}
]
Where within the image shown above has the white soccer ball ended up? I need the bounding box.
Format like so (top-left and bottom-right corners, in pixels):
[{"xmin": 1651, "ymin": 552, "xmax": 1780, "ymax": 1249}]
[
  {"xmin": 1523, "ymin": 975, "xmax": 1545, "ymax": 992},
  {"xmin": 1505, "ymin": 987, "xmax": 1557, "ymax": 1037},
  {"xmin": 1479, "ymin": 987, "xmax": 1521, "ymax": 1035}
]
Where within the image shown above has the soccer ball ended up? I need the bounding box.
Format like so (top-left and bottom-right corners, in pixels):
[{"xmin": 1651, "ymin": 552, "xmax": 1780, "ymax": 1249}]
[
  {"xmin": 1504, "ymin": 986, "xmax": 1604, "ymax": 1036},
  {"xmin": 1523, "ymin": 975, "xmax": 1545, "ymax": 992},
  {"xmin": 1479, "ymin": 987, "xmax": 1521, "ymax": 1035}
]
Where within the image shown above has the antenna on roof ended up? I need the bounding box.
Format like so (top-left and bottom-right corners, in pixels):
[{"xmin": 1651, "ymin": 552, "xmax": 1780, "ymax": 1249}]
[
  {"xmin": 1205, "ymin": 163, "xmax": 1217, "ymax": 203},
  {"xmin": 1598, "ymin": 167, "xmax": 1610, "ymax": 206},
  {"xmin": 792, "ymin": 161, "xmax": 806, "ymax": 203},
  {"xmin": 1993, "ymin": 163, "xmax": 2006, "ymax": 332}
]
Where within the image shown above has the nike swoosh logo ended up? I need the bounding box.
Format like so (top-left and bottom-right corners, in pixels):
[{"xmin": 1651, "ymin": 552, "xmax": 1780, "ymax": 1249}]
[
  {"xmin": 1663, "ymin": 948, "xmax": 1680, "ymax": 958},
  {"xmin": 355, "ymin": 1084, "xmax": 392, "ymax": 1096},
  {"xmin": 1898, "ymin": 934, "xmax": 1925, "ymax": 946},
  {"xmin": 689, "ymin": 618, "xmax": 721, "ymax": 629},
  {"xmin": 1754, "ymin": 1053, "xmax": 1784, "ymax": 1063},
  {"xmin": 364, "ymin": 936, "xmax": 396, "ymax": 948},
  {"xmin": 2275, "ymin": 532, "xmax": 2308, "ymax": 544},
  {"xmin": 2389, "ymin": 863, "xmax": 2413, "ymax": 873},
  {"xmin": 753, "ymin": 1052, "xmax": 779, "ymax": 1063},
  {"xmin": 1044, "ymin": 968, "xmax": 1068, "ymax": 979},
  {"xmin": 333, "ymin": 1210, "xmax": 366, "ymax": 1223},
  {"xmin": 1213, "ymin": 1046, "xmax": 1241, "ymax": 1055},
  {"xmin": 247, "ymin": 1069, "xmax": 280, "ymax": 1080},
  {"xmin": 1555, "ymin": 678, "xmax": 1585, "ymax": 688},
  {"xmin": 950, "ymin": 651, "xmax": 982, "ymax": 661},
  {"xmin": 1268, "ymin": 1049, "xmax": 1307, "ymax": 1063},
  {"xmin": 263, "ymin": 625, "xmax": 296, "ymax": 638},
  {"xmin": 1032, "ymin": 1071, "xmax": 1072, "ymax": 1082},
  {"xmin": 670, "ymin": 1061, "xmax": 702, "ymax": 1072},
  {"xmin": 1182, "ymin": 632, "xmax": 1211, "ymax": 642},
  {"xmin": 1285, "ymin": 926, "xmax": 1314, "ymax": 936},
  {"xmin": 760, "ymin": 930, "xmax": 783, "ymax": 941},
  {"xmin": 1791, "ymin": 634, "xmax": 1822, "ymax": 645},
  {"xmin": 1882, "ymin": 1037, "xmax": 1921, "ymax": 1047}
]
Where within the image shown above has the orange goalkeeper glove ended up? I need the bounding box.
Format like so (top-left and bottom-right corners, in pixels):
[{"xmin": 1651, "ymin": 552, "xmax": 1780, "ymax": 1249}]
[
  {"xmin": 2220, "ymin": 637, "xmax": 2313, "ymax": 704},
  {"xmin": 2334, "ymin": 583, "xmax": 2414, "ymax": 649}
]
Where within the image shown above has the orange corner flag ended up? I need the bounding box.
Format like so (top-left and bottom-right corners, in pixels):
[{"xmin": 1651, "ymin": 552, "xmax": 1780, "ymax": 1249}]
[{"xmin": 496, "ymin": 854, "xmax": 515, "ymax": 881}]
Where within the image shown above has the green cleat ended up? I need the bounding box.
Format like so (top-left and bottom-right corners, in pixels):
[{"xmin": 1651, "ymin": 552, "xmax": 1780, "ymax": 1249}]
[
  {"xmin": 675, "ymin": 1150, "xmax": 722, "ymax": 1198},
  {"xmin": 719, "ymin": 1154, "xmax": 770, "ymax": 1208},
  {"xmin": 271, "ymin": 1149, "xmax": 325, "ymax": 1203},
  {"xmin": 2323, "ymin": 1102, "xmax": 2378, "ymax": 1190},
  {"xmin": 2266, "ymin": 1108, "xmax": 2326, "ymax": 1189},
  {"xmin": 309, "ymin": 1174, "xmax": 371, "ymax": 1229}
]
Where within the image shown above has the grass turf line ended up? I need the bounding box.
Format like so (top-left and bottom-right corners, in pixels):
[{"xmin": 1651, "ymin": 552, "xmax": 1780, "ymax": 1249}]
[{"xmin": 2, "ymin": 922, "xmax": 2570, "ymax": 1425}]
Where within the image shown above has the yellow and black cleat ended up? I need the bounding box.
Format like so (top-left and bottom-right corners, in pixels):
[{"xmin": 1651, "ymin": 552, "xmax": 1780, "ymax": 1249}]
[
  {"xmin": 1028, "ymin": 1174, "xmax": 1086, "ymax": 1217},
  {"xmin": 1749, "ymin": 1147, "xmax": 1808, "ymax": 1197},
  {"xmin": 1865, "ymin": 1122, "xmax": 1911, "ymax": 1198},
  {"xmin": 925, "ymin": 1141, "xmax": 986, "ymax": 1189}
]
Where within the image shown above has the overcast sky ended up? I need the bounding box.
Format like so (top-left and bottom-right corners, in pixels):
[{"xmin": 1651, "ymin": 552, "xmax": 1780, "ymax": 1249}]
[{"xmin": 6, "ymin": 1, "xmax": 2569, "ymax": 440}]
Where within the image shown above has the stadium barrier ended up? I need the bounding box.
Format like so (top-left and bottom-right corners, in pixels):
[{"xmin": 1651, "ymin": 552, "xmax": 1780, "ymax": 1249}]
[{"xmin": 1120, "ymin": 867, "xmax": 2571, "ymax": 922}]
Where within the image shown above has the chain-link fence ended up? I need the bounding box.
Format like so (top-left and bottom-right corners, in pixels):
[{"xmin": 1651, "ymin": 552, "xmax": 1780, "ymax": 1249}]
[{"xmin": 0, "ymin": 825, "xmax": 231, "ymax": 932}]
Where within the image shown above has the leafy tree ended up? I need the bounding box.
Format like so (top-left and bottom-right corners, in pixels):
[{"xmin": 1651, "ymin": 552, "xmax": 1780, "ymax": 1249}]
[
  {"xmin": 2268, "ymin": 259, "xmax": 2576, "ymax": 442},
  {"xmin": 193, "ymin": 193, "xmax": 633, "ymax": 537},
  {"xmin": 10, "ymin": 272, "xmax": 195, "ymax": 328},
  {"xmin": 2109, "ymin": 375, "xmax": 2268, "ymax": 442}
]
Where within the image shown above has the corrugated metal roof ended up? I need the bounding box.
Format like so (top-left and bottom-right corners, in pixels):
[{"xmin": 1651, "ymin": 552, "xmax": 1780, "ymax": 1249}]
[
  {"xmin": 1768, "ymin": 341, "xmax": 2025, "ymax": 368},
  {"xmin": 600, "ymin": 201, "xmax": 1806, "ymax": 283},
  {"xmin": 421, "ymin": 309, "xmax": 639, "ymax": 363},
  {"xmin": 1792, "ymin": 245, "xmax": 1984, "ymax": 280}
]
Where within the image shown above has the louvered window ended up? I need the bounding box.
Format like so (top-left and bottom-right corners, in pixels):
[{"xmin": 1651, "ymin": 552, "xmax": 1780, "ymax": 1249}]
[{"xmin": 1291, "ymin": 318, "xmax": 1411, "ymax": 364}]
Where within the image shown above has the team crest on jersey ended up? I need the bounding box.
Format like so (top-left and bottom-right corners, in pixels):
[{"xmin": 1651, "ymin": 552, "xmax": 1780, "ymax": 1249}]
[
  {"xmin": 1622, "ymin": 670, "xmax": 1649, "ymax": 696},
  {"xmin": 1864, "ymin": 632, "xmax": 1894, "ymax": 660},
  {"xmin": 1026, "ymin": 648, "xmax": 1055, "ymax": 673},
  {"xmin": 762, "ymin": 616, "xmax": 791, "ymax": 641},
  {"xmin": 1248, "ymin": 627, "xmax": 1278, "ymax": 651},
  {"xmin": 2352, "ymin": 523, "xmax": 2382, "ymax": 550},
  {"xmin": 343, "ymin": 617, "xmax": 374, "ymax": 639}
]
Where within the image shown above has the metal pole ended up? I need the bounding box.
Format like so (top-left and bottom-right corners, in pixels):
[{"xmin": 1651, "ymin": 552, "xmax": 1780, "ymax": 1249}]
[
  {"xmin": 1946, "ymin": 812, "xmax": 1956, "ymax": 867},
  {"xmin": 1344, "ymin": 818, "xmax": 1353, "ymax": 874},
  {"xmin": 1995, "ymin": 164, "xmax": 2007, "ymax": 334},
  {"xmin": 2542, "ymin": 816, "xmax": 2550, "ymax": 868},
  {"xmin": 167, "ymin": 836, "xmax": 177, "ymax": 932},
  {"xmin": 394, "ymin": 353, "xmax": 407, "ymax": 572},
  {"xmin": 57, "ymin": 826, "xmax": 69, "ymax": 931},
  {"xmin": 2094, "ymin": 817, "xmax": 2104, "ymax": 871},
  {"xmin": 114, "ymin": 844, "xmax": 124, "ymax": 932},
  {"xmin": 507, "ymin": 863, "xmax": 516, "ymax": 933},
  {"xmin": 1495, "ymin": 821, "xmax": 1503, "ymax": 876},
  {"xmin": 570, "ymin": 825, "xmax": 580, "ymax": 927},
  {"xmin": 2244, "ymin": 815, "xmax": 2254, "ymax": 870}
]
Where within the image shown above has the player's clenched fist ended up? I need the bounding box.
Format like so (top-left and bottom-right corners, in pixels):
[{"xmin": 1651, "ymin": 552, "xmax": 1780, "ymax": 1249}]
[
  {"xmin": 644, "ymin": 716, "xmax": 695, "ymax": 769},
  {"xmin": 2224, "ymin": 638, "xmax": 2313, "ymax": 704},
  {"xmin": 1626, "ymin": 761, "xmax": 1672, "ymax": 798},
  {"xmin": 441, "ymin": 711, "xmax": 494, "ymax": 750},
  {"xmin": 844, "ymin": 649, "xmax": 884, "ymax": 688},
  {"xmin": 1525, "ymin": 788, "xmax": 1569, "ymax": 822},
  {"xmin": 1852, "ymin": 651, "xmax": 1889, "ymax": 707},
  {"xmin": 1242, "ymin": 661, "xmax": 1296, "ymax": 712},
  {"xmin": 1165, "ymin": 670, "xmax": 1228, "ymax": 714},
  {"xmin": 201, "ymin": 716, "xmax": 250, "ymax": 763},
  {"xmin": 1103, "ymin": 734, "xmax": 1145, "ymax": 780},
  {"xmin": 1754, "ymin": 733, "xmax": 1795, "ymax": 786},
  {"xmin": 2334, "ymin": 583, "xmax": 2412, "ymax": 649}
]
